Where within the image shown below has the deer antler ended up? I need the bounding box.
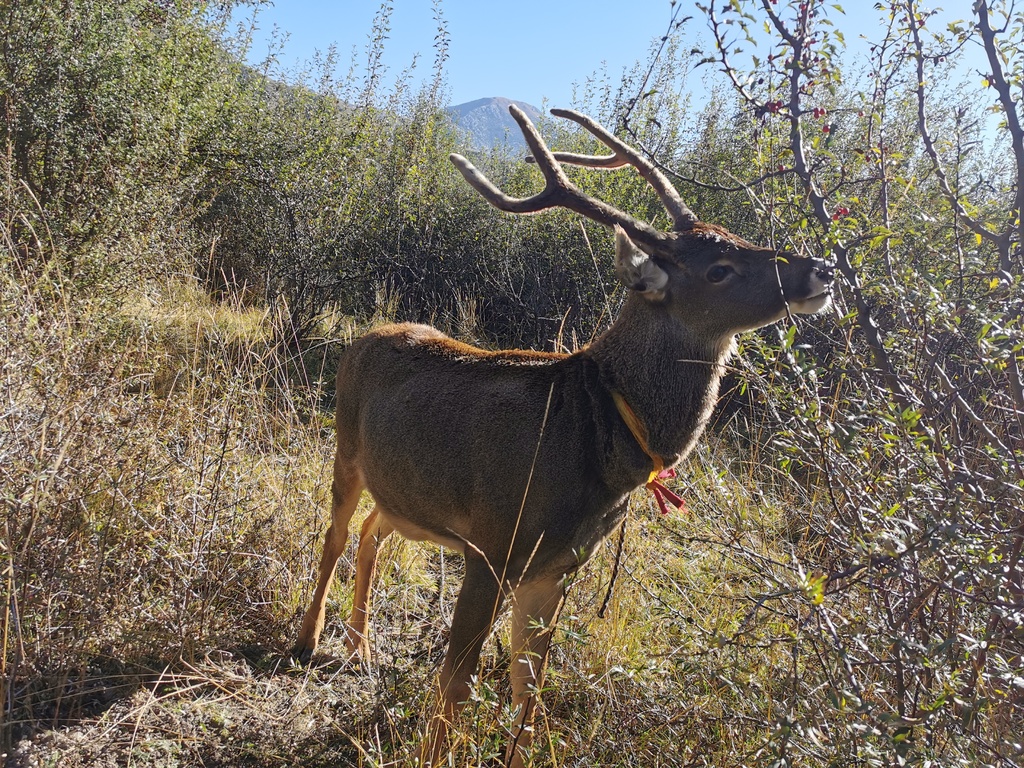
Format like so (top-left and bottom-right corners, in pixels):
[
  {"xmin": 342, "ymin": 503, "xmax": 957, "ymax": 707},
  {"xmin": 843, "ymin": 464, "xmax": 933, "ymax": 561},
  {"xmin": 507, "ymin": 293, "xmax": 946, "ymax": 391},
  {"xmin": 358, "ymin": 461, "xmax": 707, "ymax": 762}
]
[
  {"xmin": 450, "ymin": 105, "xmax": 671, "ymax": 254},
  {"xmin": 544, "ymin": 109, "xmax": 698, "ymax": 232}
]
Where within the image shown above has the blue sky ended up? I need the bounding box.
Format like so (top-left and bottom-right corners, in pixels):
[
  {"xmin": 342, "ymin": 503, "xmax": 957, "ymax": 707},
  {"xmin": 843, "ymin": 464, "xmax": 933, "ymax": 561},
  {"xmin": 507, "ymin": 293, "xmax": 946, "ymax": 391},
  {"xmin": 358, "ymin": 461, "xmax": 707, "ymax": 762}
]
[
  {"xmin": 236, "ymin": 1, "xmax": 990, "ymax": 110},
  {"xmin": 237, "ymin": 0, "xmax": 700, "ymax": 107}
]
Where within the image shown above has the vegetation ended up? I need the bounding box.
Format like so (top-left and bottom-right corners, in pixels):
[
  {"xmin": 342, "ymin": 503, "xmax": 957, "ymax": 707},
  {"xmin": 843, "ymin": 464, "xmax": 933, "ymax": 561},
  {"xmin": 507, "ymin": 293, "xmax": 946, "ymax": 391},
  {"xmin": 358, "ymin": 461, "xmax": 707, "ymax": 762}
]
[{"xmin": 2, "ymin": 0, "xmax": 1021, "ymax": 766}]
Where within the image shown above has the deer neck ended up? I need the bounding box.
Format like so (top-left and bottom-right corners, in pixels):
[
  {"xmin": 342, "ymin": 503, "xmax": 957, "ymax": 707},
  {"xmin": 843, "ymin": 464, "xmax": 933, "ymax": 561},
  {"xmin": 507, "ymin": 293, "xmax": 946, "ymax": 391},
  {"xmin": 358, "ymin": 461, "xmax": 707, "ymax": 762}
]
[{"xmin": 588, "ymin": 295, "xmax": 735, "ymax": 465}]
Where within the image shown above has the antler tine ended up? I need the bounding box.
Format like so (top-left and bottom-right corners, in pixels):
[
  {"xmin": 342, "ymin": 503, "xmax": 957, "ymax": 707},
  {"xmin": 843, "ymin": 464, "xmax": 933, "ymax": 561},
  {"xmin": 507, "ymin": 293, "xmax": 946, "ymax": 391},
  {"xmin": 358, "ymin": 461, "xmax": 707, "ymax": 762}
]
[
  {"xmin": 450, "ymin": 105, "xmax": 668, "ymax": 252},
  {"xmin": 548, "ymin": 108, "xmax": 699, "ymax": 231},
  {"xmin": 449, "ymin": 106, "xmax": 571, "ymax": 214},
  {"xmin": 527, "ymin": 152, "xmax": 628, "ymax": 169}
]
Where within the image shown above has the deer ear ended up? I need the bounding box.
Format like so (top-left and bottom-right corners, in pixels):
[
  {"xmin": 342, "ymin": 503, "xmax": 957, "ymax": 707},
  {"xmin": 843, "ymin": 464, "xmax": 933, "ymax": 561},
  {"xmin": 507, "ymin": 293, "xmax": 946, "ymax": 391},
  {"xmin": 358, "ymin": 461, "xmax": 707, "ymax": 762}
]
[{"xmin": 614, "ymin": 225, "xmax": 668, "ymax": 299}]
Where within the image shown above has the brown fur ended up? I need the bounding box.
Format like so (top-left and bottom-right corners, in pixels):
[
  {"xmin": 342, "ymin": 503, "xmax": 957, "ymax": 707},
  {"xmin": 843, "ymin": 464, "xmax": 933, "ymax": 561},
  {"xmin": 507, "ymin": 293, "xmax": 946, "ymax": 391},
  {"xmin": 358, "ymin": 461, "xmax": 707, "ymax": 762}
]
[{"xmin": 418, "ymin": 334, "xmax": 568, "ymax": 364}]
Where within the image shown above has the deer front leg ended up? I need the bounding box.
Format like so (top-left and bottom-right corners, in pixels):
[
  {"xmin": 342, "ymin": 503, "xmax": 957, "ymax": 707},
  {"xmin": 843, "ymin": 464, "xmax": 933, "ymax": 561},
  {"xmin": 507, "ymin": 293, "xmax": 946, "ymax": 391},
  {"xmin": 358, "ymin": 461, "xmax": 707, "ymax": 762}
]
[
  {"xmin": 343, "ymin": 505, "xmax": 394, "ymax": 662},
  {"xmin": 505, "ymin": 576, "xmax": 566, "ymax": 768},
  {"xmin": 419, "ymin": 553, "xmax": 505, "ymax": 767},
  {"xmin": 292, "ymin": 470, "xmax": 364, "ymax": 663}
]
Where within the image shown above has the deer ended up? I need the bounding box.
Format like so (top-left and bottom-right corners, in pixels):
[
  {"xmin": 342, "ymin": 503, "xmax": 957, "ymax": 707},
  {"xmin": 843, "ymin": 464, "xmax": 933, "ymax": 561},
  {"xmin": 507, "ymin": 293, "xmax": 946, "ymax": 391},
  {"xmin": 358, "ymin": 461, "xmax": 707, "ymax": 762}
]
[{"xmin": 291, "ymin": 105, "xmax": 833, "ymax": 767}]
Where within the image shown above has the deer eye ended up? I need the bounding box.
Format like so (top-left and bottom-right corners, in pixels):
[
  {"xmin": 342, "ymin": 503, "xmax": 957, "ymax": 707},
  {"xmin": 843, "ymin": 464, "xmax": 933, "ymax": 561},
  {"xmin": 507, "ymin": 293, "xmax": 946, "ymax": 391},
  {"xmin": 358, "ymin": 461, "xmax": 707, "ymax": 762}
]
[{"xmin": 706, "ymin": 264, "xmax": 734, "ymax": 284}]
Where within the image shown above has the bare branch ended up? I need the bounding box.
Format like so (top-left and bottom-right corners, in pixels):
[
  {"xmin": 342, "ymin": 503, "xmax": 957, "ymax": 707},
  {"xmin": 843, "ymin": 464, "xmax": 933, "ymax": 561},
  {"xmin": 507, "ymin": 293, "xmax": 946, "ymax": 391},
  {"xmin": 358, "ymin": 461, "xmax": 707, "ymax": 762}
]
[
  {"xmin": 976, "ymin": 0, "xmax": 1024, "ymax": 262},
  {"xmin": 907, "ymin": 0, "xmax": 1003, "ymax": 246},
  {"xmin": 904, "ymin": 0, "xmax": 1024, "ymax": 411},
  {"xmin": 707, "ymin": 0, "xmax": 766, "ymax": 112}
]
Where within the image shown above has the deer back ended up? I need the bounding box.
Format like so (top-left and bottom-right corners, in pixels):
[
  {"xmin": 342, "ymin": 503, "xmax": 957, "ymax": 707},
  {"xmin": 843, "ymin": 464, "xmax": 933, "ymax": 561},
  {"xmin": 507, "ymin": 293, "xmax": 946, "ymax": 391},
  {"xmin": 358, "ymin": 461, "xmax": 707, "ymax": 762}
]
[{"xmin": 333, "ymin": 322, "xmax": 663, "ymax": 580}]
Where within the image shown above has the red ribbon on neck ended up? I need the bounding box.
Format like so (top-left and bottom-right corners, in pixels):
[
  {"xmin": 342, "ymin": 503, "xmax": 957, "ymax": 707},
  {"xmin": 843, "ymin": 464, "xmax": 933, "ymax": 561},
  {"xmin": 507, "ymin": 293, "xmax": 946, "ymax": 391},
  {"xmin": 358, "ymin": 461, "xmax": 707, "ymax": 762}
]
[{"xmin": 646, "ymin": 468, "xmax": 687, "ymax": 516}]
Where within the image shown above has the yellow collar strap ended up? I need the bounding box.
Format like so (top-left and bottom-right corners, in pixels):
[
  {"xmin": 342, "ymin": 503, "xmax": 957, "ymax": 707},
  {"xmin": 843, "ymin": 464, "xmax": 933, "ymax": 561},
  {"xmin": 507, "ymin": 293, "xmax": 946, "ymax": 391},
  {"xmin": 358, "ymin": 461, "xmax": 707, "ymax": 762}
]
[
  {"xmin": 610, "ymin": 390, "xmax": 664, "ymax": 484},
  {"xmin": 611, "ymin": 390, "xmax": 687, "ymax": 516}
]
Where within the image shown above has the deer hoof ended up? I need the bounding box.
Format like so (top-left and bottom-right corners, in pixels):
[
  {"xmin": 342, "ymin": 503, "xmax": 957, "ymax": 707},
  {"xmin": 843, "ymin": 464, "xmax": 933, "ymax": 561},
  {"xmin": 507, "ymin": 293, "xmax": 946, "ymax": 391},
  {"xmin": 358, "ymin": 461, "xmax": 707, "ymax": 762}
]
[
  {"xmin": 343, "ymin": 624, "xmax": 372, "ymax": 663},
  {"xmin": 290, "ymin": 644, "xmax": 315, "ymax": 665}
]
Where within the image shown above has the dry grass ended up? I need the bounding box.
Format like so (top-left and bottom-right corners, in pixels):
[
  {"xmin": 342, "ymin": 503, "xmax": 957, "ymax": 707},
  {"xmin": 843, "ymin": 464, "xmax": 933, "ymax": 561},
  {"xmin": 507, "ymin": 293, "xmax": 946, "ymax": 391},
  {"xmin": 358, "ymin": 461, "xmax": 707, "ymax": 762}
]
[
  {"xmin": 2, "ymin": 256, "xmax": 847, "ymax": 767},
  {"xmin": 2, "ymin": 265, "xmax": 334, "ymax": 753}
]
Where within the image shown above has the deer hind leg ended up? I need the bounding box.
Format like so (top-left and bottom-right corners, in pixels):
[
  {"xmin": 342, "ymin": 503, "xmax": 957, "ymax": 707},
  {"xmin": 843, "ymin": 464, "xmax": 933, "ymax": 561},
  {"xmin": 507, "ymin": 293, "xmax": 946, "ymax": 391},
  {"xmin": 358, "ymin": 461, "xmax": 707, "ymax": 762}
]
[
  {"xmin": 419, "ymin": 552, "xmax": 505, "ymax": 767},
  {"xmin": 343, "ymin": 505, "xmax": 394, "ymax": 662},
  {"xmin": 505, "ymin": 575, "xmax": 566, "ymax": 768},
  {"xmin": 292, "ymin": 465, "xmax": 364, "ymax": 663}
]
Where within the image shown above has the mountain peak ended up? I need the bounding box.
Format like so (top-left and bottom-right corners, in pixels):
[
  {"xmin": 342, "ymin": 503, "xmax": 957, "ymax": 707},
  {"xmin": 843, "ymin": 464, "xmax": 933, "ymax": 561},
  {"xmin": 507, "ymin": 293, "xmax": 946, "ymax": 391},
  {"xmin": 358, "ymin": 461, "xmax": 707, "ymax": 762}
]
[{"xmin": 447, "ymin": 97, "xmax": 543, "ymax": 151}]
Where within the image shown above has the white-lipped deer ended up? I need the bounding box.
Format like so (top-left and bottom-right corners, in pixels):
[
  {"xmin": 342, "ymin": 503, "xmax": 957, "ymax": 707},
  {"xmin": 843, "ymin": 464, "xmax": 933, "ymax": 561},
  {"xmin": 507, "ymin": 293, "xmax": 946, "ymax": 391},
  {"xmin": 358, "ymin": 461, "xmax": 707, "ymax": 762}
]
[{"xmin": 292, "ymin": 106, "xmax": 833, "ymax": 767}]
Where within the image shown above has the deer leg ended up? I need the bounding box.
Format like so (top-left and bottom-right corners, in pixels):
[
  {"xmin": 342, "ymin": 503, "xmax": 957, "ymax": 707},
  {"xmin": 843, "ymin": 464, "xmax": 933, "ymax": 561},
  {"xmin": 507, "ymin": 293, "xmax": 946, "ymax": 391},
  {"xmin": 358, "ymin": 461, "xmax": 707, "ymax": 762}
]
[
  {"xmin": 292, "ymin": 469, "xmax": 364, "ymax": 663},
  {"xmin": 419, "ymin": 552, "xmax": 505, "ymax": 767},
  {"xmin": 343, "ymin": 505, "xmax": 394, "ymax": 662},
  {"xmin": 505, "ymin": 576, "xmax": 566, "ymax": 768}
]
